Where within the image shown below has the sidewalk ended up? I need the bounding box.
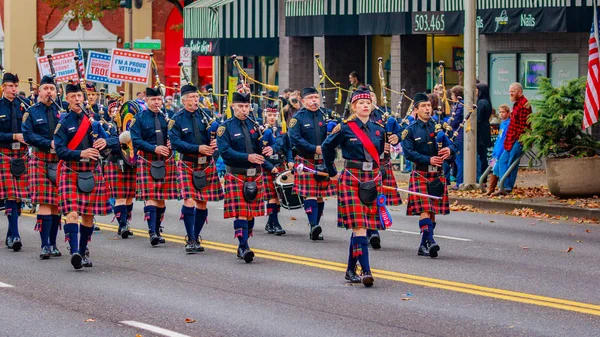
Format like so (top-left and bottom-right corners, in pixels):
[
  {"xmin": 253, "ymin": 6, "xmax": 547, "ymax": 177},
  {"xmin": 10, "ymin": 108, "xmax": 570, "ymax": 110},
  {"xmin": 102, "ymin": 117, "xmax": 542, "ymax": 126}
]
[{"xmin": 394, "ymin": 169, "xmax": 600, "ymax": 224}]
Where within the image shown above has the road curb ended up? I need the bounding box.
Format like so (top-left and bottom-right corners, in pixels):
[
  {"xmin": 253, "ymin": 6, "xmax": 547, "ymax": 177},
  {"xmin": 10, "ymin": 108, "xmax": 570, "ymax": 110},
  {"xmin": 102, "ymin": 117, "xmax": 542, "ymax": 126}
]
[{"xmin": 450, "ymin": 197, "xmax": 600, "ymax": 219}]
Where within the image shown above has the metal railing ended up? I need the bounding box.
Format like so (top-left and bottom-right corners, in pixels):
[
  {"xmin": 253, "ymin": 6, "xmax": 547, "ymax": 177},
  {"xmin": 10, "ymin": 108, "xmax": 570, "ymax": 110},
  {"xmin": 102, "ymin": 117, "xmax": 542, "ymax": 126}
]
[{"xmin": 478, "ymin": 151, "xmax": 526, "ymax": 194}]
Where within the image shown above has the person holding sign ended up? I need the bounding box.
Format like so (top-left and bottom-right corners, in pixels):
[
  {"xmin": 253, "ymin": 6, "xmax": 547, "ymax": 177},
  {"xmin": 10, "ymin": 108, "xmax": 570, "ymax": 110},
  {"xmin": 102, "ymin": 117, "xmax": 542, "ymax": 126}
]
[
  {"xmin": 216, "ymin": 91, "xmax": 271, "ymax": 263},
  {"xmin": 0, "ymin": 72, "xmax": 29, "ymax": 252},
  {"xmin": 22, "ymin": 75, "xmax": 63, "ymax": 259},
  {"xmin": 130, "ymin": 87, "xmax": 179, "ymax": 247},
  {"xmin": 321, "ymin": 88, "xmax": 389, "ymax": 287},
  {"xmin": 169, "ymin": 84, "xmax": 224, "ymax": 254},
  {"xmin": 54, "ymin": 84, "xmax": 118, "ymax": 269}
]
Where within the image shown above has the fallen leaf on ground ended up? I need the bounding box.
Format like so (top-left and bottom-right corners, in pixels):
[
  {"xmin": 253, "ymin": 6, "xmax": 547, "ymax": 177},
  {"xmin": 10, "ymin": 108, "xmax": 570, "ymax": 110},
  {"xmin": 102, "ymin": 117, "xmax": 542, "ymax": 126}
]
[
  {"xmin": 586, "ymin": 229, "xmax": 591, "ymax": 233},
  {"xmin": 522, "ymin": 247, "xmax": 529, "ymax": 250},
  {"xmin": 136, "ymin": 335, "xmax": 142, "ymax": 337},
  {"xmin": 564, "ymin": 247, "xmax": 574, "ymax": 253},
  {"xmin": 401, "ymin": 297, "xmax": 411, "ymax": 301},
  {"xmin": 576, "ymin": 240, "xmax": 583, "ymax": 243},
  {"xmin": 84, "ymin": 318, "xmax": 95, "ymax": 323},
  {"xmin": 489, "ymin": 220, "xmax": 496, "ymax": 223},
  {"xmin": 184, "ymin": 318, "xmax": 196, "ymax": 323},
  {"xmin": 290, "ymin": 217, "xmax": 297, "ymax": 221}
]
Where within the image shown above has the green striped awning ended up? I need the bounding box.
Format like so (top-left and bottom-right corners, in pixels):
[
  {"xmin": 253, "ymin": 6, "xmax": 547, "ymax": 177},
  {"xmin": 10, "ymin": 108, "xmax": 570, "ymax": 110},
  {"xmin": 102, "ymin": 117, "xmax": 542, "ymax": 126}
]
[{"xmin": 285, "ymin": 0, "xmax": 326, "ymax": 16}]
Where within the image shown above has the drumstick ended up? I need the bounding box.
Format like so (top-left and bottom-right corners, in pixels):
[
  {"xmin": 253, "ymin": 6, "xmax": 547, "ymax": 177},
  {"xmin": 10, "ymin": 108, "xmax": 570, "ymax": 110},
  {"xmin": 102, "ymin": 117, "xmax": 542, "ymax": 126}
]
[
  {"xmin": 381, "ymin": 185, "xmax": 443, "ymax": 200},
  {"xmin": 295, "ymin": 163, "xmax": 330, "ymax": 177}
]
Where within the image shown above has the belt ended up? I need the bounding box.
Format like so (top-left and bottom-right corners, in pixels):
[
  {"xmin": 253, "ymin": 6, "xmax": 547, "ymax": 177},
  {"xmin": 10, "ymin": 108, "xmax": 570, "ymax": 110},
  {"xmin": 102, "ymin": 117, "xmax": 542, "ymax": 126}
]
[
  {"xmin": 226, "ymin": 165, "xmax": 260, "ymax": 177},
  {"xmin": 32, "ymin": 146, "xmax": 56, "ymax": 154},
  {"xmin": 182, "ymin": 155, "xmax": 209, "ymax": 165},
  {"xmin": 415, "ymin": 164, "xmax": 441, "ymax": 173},
  {"xmin": 345, "ymin": 160, "xmax": 379, "ymax": 171},
  {"xmin": 0, "ymin": 142, "xmax": 23, "ymax": 150},
  {"xmin": 298, "ymin": 151, "xmax": 323, "ymax": 161}
]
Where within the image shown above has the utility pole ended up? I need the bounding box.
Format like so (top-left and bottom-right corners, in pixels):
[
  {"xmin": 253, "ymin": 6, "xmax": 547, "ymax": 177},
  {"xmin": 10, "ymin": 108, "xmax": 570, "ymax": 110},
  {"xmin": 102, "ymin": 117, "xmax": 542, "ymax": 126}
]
[
  {"xmin": 462, "ymin": 0, "xmax": 478, "ymax": 190},
  {"xmin": 120, "ymin": 0, "xmax": 134, "ymax": 99}
]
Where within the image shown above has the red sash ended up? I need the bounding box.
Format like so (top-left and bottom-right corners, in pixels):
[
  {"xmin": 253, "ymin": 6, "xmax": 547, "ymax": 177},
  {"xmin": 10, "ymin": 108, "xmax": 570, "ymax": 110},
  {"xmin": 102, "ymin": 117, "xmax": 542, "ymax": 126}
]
[
  {"xmin": 68, "ymin": 116, "xmax": 91, "ymax": 150},
  {"xmin": 347, "ymin": 121, "xmax": 380, "ymax": 167}
]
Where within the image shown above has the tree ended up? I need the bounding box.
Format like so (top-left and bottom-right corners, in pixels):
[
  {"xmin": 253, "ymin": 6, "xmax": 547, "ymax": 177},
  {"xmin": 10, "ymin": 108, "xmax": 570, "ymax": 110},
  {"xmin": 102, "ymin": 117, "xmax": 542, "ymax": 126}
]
[{"xmin": 42, "ymin": 0, "xmax": 197, "ymax": 21}]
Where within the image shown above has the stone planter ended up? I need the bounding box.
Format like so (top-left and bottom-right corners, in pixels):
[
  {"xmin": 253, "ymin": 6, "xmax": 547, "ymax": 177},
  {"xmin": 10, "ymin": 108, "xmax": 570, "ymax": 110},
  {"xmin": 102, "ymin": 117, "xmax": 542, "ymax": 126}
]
[{"xmin": 546, "ymin": 156, "xmax": 600, "ymax": 198}]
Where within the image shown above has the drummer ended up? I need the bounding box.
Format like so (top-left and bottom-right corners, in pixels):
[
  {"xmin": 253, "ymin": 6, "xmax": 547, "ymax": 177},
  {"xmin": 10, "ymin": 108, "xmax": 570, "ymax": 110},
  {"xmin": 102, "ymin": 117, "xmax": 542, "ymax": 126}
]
[{"xmin": 262, "ymin": 105, "xmax": 293, "ymax": 236}]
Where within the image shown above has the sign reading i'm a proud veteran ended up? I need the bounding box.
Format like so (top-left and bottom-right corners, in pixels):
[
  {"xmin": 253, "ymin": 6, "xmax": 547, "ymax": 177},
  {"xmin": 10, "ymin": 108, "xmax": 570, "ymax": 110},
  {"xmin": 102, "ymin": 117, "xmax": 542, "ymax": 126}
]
[
  {"xmin": 86, "ymin": 51, "xmax": 122, "ymax": 85},
  {"xmin": 108, "ymin": 48, "xmax": 151, "ymax": 84}
]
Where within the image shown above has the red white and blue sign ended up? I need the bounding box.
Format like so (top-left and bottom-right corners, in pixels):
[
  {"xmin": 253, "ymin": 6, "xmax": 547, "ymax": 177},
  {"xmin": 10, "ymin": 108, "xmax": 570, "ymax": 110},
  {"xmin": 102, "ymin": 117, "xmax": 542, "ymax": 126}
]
[
  {"xmin": 108, "ymin": 49, "xmax": 151, "ymax": 84},
  {"xmin": 85, "ymin": 51, "xmax": 122, "ymax": 85}
]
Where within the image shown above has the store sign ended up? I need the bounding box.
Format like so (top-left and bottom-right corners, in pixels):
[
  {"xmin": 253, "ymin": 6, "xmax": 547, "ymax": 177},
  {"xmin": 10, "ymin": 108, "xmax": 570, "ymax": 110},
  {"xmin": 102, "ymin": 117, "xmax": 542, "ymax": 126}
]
[
  {"xmin": 478, "ymin": 8, "xmax": 566, "ymax": 34},
  {"xmin": 411, "ymin": 11, "xmax": 464, "ymax": 35},
  {"xmin": 184, "ymin": 39, "xmax": 220, "ymax": 56}
]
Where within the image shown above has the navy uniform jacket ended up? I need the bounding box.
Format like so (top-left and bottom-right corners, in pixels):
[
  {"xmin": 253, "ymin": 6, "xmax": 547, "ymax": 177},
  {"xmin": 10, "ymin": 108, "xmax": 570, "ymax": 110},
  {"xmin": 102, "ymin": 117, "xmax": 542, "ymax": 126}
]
[
  {"xmin": 168, "ymin": 108, "xmax": 210, "ymax": 155},
  {"xmin": 401, "ymin": 118, "xmax": 456, "ymax": 167},
  {"xmin": 322, "ymin": 118, "xmax": 386, "ymax": 177},
  {"xmin": 22, "ymin": 102, "xmax": 60, "ymax": 151},
  {"xmin": 54, "ymin": 110, "xmax": 119, "ymax": 162},
  {"xmin": 288, "ymin": 107, "xmax": 328, "ymax": 158},
  {"xmin": 263, "ymin": 127, "xmax": 293, "ymax": 171},
  {"xmin": 0, "ymin": 97, "xmax": 25, "ymax": 148},
  {"xmin": 130, "ymin": 109, "xmax": 169, "ymax": 154},
  {"xmin": 216, "ymin": 116, "xmax": 262, "ymax": 169}
]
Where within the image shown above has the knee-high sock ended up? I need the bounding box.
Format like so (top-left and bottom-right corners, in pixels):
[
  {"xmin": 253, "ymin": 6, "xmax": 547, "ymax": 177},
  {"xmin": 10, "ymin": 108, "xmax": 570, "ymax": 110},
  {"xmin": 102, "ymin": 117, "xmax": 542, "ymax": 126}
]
[
  {"xmin": 419, "ymin": 218, "xmax": 434, "ymax": 245},
  {"xmin": 144, "ymin": 206, "xmax": 157, "ymax": 233},
  {"xmin": 303, "ymin": 200, "xmax": 318, "ymax": 226},
  {"xmin": 63, "ymin": 223, "xmax": 79, "ymax": 254},
  {"xmin": 79, "ymin": 225, "xmax": 94, "ymax": 255},
  {"xmin": 50, "ymin": 215, "xmax": 61, "ymax": 246},
  {"xmin": 347, "ymin": 234, "xmax": 358, "ymax": 271},
  {"xmin": 233, "ymin": 219, "xmax": 249, "ymax": 248},
  {"xmin": 126, "ymin": 204, "xmax": 134, "ymax": 221},
  {"xmin": 353, "ymin": 236, "xmax": 370, "ymax": 274},
  {"xmin": 194, "ymin": 209, "xmax": 208, "ymax": 239},
  {"xmin": 266, "ymin": 203, "xmax": 280, "ymax": 224},
  {"xmin": 5, "ymin": 200, "xmax": 20, "ymax": 238},
  {"xmin": 37, "ymin": 214, "xmax": 53, "ymax": 248},
  {"xmin": 156, "ymin": 207, "xmax": 166, "ymax": 232},
  {"xmin": 181, "ymin": 206, "xmax": 196, "ymax": 239},
  {"xmin": 317, "ymin": 201, "xmax": 325, "ymax": 226},
  {"xmin": 113, "ymin": 205, "xmax": 128, "ymax": 230}
]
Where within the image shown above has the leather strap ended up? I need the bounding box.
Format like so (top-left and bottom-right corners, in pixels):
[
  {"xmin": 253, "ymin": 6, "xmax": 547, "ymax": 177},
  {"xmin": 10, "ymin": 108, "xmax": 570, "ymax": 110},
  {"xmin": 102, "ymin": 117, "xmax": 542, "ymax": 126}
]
[{"xmin": 347, "ymin": 121, "xmax": 380, "ymax": 167}]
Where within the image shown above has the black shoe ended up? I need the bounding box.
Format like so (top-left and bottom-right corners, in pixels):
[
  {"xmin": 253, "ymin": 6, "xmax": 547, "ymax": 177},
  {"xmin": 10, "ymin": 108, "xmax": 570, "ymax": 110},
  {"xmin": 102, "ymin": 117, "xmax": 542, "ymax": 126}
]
[
  {"xmin": 428, "ymin": 242, "xmax": 440, "ymax": 258},
  {"xmin": 194, "ymin": 237, "xmax": 205, "ymax": 252},
  {"xmin": 6, "ymin": 236, "xmax": 14, "ymax": 249},
  {"xmin": 50, "ymin": 245, "xmax": 62, "ymax": 257},
  {"xmin": 369, "ymin": 233, "xmax": 381, "ymax": 250},
  {"xmin": 362, "ymin": 273, "xmax": 374, "ymax": 287},
  {"xmin": 11, "ymin": 237, "xmax": 22, "ymax": 252},
  {"xmin": 345, "ymin": 269, "xmax": 361, "ymax": 283},
  {"xmin": 118, "ymin": 226, "xmax": 130, "ymax": 239},
  {"xmin": 149, "ymin": 232, "xmax": 160, "ymax": 246},
  {"xmin": 185, "ymin": 237, "xmax": 196, "ymax": 254},
  {"xmin": 85, "ymin": 248, "xmax": 90, "ymax": 258},
  {"xmin": 93, "ymin": 225, "xmax": 100, "ymax": 231},
  {"xmin": 273, "ymin": 222, "xmax": 286, "ymax": 236},
  {"xmin": 158, "ymin": 233, "xmax": 166, "ymax": 244},
  {"xmin": 265, "ymin": 220, "xmax": 275, "ymax": 234},
  {"xmin": 309, "ymin": 224, "xmax": 322, "ymax": 241},
  {"xmin": 240, "ymin": 247, "xmax": 254, "ymax": 263},
  {"xmin": 418, "ymin": 245, "xmax": 430, "ymax": 256},
  {"xmin": 82, "ymin": 257, "xmax": 93, "ymax": 268},
  {"xmin": 40, "ymin": 246, "xmax": 51, "ymax": 260},
  {"xmin": 71, "ymin": 253, "xmax": 83, "ymax": 270}
]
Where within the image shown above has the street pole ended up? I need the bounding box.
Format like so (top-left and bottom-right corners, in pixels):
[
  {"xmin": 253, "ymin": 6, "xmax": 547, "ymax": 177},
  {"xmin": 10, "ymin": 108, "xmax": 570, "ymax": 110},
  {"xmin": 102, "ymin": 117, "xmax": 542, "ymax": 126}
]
[
  {"xmin": 462, "ymin": 0, "xmax": 478, "ymax": 190},
  {"xmin": 128, "ymin": 7, "xmax": 133, "ymax": 100}
]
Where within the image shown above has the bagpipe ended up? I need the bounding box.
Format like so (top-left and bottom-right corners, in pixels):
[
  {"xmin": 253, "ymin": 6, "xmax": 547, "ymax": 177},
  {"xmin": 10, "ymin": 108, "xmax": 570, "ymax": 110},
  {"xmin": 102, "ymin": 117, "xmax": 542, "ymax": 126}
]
[
  {"xmin": 376, "ymin": 57, "xmax": 402, "ymax": 151},
  {"xmin": 313, "ymin": 54, "xmax": 342, "ymax": 137}
]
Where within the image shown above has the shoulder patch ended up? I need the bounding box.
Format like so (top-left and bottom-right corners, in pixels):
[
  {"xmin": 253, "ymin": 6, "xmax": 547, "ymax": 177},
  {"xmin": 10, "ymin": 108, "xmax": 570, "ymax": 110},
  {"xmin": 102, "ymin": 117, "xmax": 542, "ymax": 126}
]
[
  {"xmin": 168, "ymin": 119, "xmax": 175, "ymax": 130},
  {"xmin": 54, "ymin": 123, "xmax": 62, "ymax": 135},
  {"xmin": 401, "ymin": 129, "xmax": 409, "ymax": 141},
  {"xmin": 22, "ymin": 112, "xmax": 29, "ymax": 124},
  {"xmin": 375, "ymin": 121, "xmax": 384, "ymax": 128},
  {"xmin": 217, "ymin": 125, "xmax": 226, "ymax": 137},
  {"xmin": 331, "ymin": 124, "xmax": 341, "ymax": 134},
  {"xmin": 289, "ymin": 118, "xmax": 297, "ymax": 128}
]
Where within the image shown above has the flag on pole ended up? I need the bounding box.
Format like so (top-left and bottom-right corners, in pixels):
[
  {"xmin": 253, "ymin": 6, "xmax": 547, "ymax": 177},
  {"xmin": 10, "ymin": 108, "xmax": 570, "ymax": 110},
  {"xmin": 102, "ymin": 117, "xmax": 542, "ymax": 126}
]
[
  {"xmin": 77, "ymin": 42, "xmax": 85, "ymax": 78},
  {"xmin": 583, "ymin": 4, "xmax": 600, "ymax": 129}
]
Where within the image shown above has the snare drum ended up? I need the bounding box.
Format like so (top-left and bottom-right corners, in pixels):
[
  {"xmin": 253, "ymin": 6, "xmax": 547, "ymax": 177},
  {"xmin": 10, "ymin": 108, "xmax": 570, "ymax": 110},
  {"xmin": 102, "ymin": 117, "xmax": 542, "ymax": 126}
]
[{"xmin": 275, "ymin": 170, "xmax": 303, "ymax": 210}]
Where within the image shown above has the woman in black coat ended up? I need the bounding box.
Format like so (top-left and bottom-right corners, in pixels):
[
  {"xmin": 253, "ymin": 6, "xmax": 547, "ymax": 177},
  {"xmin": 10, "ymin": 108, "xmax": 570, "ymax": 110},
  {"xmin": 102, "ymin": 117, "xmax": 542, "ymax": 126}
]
[{"xmin": 476, "ymin": 83, "xmax": 493, "ymax": 178}]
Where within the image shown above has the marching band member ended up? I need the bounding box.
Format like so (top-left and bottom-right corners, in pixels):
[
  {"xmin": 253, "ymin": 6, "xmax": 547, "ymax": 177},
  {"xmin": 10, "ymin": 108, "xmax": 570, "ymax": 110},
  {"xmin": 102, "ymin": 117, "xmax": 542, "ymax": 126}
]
[
  {"xmin": 401, "ymin": 93, "xmax": 455, "ymax": 258},
  {"xmin": 0, "ymin": 71, "xmax": 29, "ymax": 251},
  {"xmin": 262, "ymin": 105, "xmax": 293, "ymax": 236},
  {"xmin": 288, "ymin": 87, "xmax": 336, "ymax": 241},
  {"xmin": 322, "ymin": 88, "xmax": 388, "ymax": 287},
  {"xmin": 169, "ymin": 84, "xmax": 224, "ymax": 253},
  {"xmin": 54, "ymin": 83, "xmax": 118, "ymax": 269},
  {"xmin": 130, "ymin": 87, "xmax": 179, "ymax": 247},
  {"xmin": 216, "ymin": 91, "xmax": 272, "ymax": 263},
  {"xmin": 22, "ymin": 75, "xmax": 62, "ymax": 258}
]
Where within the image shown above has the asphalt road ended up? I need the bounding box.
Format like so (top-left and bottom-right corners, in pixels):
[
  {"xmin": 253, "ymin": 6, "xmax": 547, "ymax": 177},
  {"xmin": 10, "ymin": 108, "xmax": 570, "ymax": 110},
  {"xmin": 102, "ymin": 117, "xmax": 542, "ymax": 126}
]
[{"xmin": 1, "ymin": 200, "xmax": 599, "ymax": 337}]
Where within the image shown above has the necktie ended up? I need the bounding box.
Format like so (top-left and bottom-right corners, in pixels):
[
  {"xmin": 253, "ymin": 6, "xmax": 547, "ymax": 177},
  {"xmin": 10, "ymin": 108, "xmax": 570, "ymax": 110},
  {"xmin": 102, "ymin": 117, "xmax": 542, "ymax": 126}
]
[
  {"xmin": 362, "ymin": 123, "xmax": 373, "ymax": 162},
  {"xmin": 46, "ymin": 105, "xmax": 56, "ymax": 139},
  {"xmin": 11, "ymin": 101, "xmax": 18, "ymax": 133},
  {"xmin": 154, "ymin": 114, "xmax": 165, "ymax": 146},
  {"xmin": 240, "ymin": 121, "xmax": 254, "ymax": 154},
  {"xmin": 79, "ymin": 114, "xmax": 90, "ymax": 149},
  {"xmin": 313, "ymin": 112, "xmax": 322, "ymax": 145},
  {"xmin": 191, "ymin": 112, "xmax": 202, "ymax": 145}
]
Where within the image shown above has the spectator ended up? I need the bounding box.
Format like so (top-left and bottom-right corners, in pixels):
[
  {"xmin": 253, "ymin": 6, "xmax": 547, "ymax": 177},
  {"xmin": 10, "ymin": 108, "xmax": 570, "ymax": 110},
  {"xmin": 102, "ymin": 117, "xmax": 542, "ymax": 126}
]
[
  {"xmin": 487, "ymin": 104, "xmax": 511, "ymax": 195},
  {"xmin": 283, "ymin": 90, "xmax": 301, "ymax": 125},
  {"xmin": 135, "ymin": 91, "xmax": 147, "ymax": 110},
  {"xmin": 489, "ymin": 108, "xmax": 500, "ymax": 125},
  {"xmin": 491, "ymin": 82, "xmax": 531, "ymax": 196},
  {"xmin": 344, "ymin": 71, "xmax": 365, "ymax": 113},
  {"xmin": 449, "ymin": 85, "xmax": 464, "ymax": 189},
  {"xmin": 281, "ymin": 88, "xmax": 293, "ymax": 106},
  {"xmin": 476, "ymin": 82, "xmax": 493, "ymax": 177}
]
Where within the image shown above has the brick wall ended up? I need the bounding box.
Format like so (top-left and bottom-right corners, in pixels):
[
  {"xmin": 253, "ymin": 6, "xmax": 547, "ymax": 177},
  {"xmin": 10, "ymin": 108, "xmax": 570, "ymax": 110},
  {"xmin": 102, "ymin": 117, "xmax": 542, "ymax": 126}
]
[
  {"xmin": 323, "ymin": 35, "xmax": 365, "ymax": 112},
  {"xmin": 391, "ymin": 34, "xmax": 427, "ymax": 116}
]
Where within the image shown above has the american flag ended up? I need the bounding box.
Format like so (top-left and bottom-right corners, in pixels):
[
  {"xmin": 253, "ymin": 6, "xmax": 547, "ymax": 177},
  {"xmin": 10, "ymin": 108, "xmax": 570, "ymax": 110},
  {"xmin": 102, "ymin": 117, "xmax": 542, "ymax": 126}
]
[
  {"xmin": 77, "ymin": 42, "xmax": 85, "ymax": 78},
  {"xmin": 583, "ymin": 7, "xmax": 600, "ymax": 129}
]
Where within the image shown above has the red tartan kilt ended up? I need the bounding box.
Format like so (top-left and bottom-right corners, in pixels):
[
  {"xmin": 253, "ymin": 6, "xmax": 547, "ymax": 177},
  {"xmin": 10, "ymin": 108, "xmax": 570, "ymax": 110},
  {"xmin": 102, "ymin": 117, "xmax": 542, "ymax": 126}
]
[
  {"xmin": 381, "ymin": 159, "xmax": 402, "ymax": 206},
  {"xmin": 135, "ymin": 152, "xmax": 179, "ymax": 201},
  {"xmin": 406, "ymin": 170, "xmax": 450, "ymax": 216},
  {"xmin": 0, "ymin": 148, "xmax": 29, "ymax": 200},
  {"xmin": 223, "ymin": 173, "xmax": 265, "ymax": 219},
  {"xmin": 29, "ymin": 151, "xmax": 59, "ymax": 205},
  {"xmin": 337, "ymin": 168, "xmax": 383, "ymax": 230},
  {"xmin": 58, "ymin": 161, "xmax": 110, "ymax": 216},
  {"xmin": 177, "ymin": 159, "xmax": 224, "ymax": 202},
  {"xmin": 105, "ymin": 161, "xmax": 137, "ymax": 199},
  {"xmin": 262, "ymin": 163, "xmax": 287, "ymax": 201},
  {"xmin": 293, "ymin": 156, "xmax": 337, "ymax": 198}
]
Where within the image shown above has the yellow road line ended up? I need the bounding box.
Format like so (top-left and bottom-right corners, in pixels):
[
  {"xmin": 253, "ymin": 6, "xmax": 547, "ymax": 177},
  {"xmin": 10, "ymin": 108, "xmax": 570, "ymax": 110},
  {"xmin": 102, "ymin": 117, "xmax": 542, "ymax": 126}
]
[{"xmin": 21, "ymin": 214, "xmax": 600, "ymax": 316}]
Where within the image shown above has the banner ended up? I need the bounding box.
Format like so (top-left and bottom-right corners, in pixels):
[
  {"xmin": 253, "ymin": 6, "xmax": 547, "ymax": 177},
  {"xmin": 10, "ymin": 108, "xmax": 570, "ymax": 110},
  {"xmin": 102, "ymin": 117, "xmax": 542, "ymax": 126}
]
[
  {"xmin": 37, "ymin": 50, "xmax": 78, "ymax": 83},
  {"xmin": 85, "ymin": 51, "xmax": 122, "ymax": 85},
  {"xmin": 108, "ymin": 49, "xmax": 151, "ymax": 84}
]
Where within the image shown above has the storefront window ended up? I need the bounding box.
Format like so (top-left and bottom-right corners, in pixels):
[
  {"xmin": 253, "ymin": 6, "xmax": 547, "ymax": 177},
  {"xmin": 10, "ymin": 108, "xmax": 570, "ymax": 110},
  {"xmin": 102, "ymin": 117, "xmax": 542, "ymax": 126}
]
[
  {"xmin": 489, "ymin": 53, "xmax": 517, "ymax": 110},
  {"xmin": 427, "ymin": 35, "xmax": 464, "ymax": 91},
  {"xmin": 550, "ymin": 53, "xmax": 579, "ymax": 88},
  {"xmin": 519, "ymin": 53, "xmax": 547, "ymax": 102}
]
